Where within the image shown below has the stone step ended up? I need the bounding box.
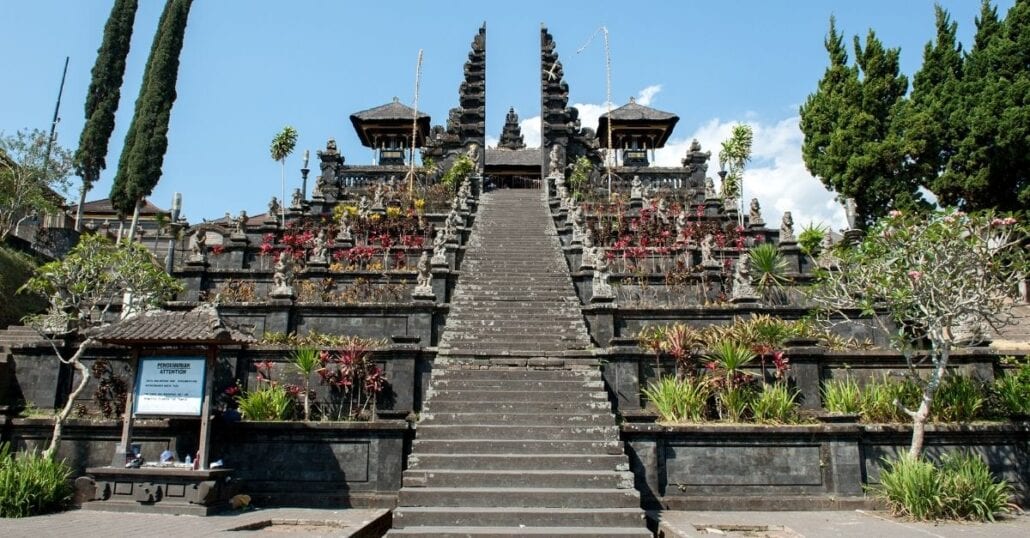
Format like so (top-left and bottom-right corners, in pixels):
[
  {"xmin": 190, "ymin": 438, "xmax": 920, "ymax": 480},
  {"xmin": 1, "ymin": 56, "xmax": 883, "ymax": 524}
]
[
  {"xmin": 415, "ymin": 424, "xmax": 618, "ymax": 441},
  {"xmin": 411, "ymin": 439, "xmax": 625, "ymax": 455},
  {"xmin": 429, "ymin": 379, "xmax": 604, "ymax": 391},
  {"xmin": 407, "ymin": 453, "xmax": 628, "ymax": 472},
  {"xmin": 397, "ymin": 487, "xmax": 640, "ymax": 509},
  {"xmin": 392, "ymin": 507, "xmax": 646, "ymax": 529},
  {"xmin": 443, "ymin": 321, "xmax": 586, "ymax": 331},
  {"xmin": 425, "ymin": 390, "xmax": 607, "ymax": 403},
  {"xmin": 402, "ymin": 469, "xmax": 634, "ymax": 489},
  {"xmin": 389, "ymin": 527, "xmax": 651, "ymax": 537},
  {"xmin": 431, "ymin": 368, "xmax": 598, "ymax": 380},
  {"xmin": 439, "ymin": 336, "xmax": 589, "ymax": 347},
  {"xmin": 419, "ymin": 412, "xmax": 614, "ymax": 426}
]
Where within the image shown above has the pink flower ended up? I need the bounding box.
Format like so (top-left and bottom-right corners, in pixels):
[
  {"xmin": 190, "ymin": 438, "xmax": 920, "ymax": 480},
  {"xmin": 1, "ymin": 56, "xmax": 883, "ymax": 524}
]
[
  {"xmin": 907, "ymin": 270, "xmax": 922, "ymax": 282},
  {"xmin": 888, "ymin": 210, "xmax": 902, "ymax": 218}
]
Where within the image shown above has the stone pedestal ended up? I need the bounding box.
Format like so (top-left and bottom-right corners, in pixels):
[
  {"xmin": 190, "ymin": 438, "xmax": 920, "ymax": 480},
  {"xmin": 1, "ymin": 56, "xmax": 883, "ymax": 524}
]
[
  {"xmin": 226, "ymin": 236, "xmax": 248, "ymax": 269},
  {"xmin": 265, "ymin": 297, "xmax": 293, "ymax": 334},
  {"xmin": 431, "ymin": 268, "xmax": 449, "ymax": 303},
  {"xmin": 779, "ymin": 242, "xmax": 801, "ymax": 274},
  {"xmin": 704, "ymin": 198, "xmax": 722, "ymax": 217}
]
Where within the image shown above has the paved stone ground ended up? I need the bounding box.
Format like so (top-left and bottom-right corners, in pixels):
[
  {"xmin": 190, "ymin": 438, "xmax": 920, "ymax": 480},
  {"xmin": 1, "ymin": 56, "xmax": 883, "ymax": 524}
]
[
  {"xmin": 656, "ymin": 510, "xmax": 1030, "ymax": 538},
  {"xmin": 0, "ymin": 507, "xmax": 390, "ymax": 537}
]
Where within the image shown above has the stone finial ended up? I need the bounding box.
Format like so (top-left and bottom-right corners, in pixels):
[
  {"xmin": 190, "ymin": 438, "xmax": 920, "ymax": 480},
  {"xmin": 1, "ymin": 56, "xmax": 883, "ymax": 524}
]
[
  {"xmin": 748, "ymin": 198, "xmax": 764, "ymax": 227},
  {"xmin": 731, "ymin": 253, "xmax": 759, "ymax": 303},
  {"xmin": 413, "ymin": 251, "xmax": 434, "ymax": 299},
  {"xmin": 844, "ymin": 197, "xmax": 858, "ymax": 230},
  {"xmin": 779, "ymin": 211, "xmax": 795, "ymax": 243}
]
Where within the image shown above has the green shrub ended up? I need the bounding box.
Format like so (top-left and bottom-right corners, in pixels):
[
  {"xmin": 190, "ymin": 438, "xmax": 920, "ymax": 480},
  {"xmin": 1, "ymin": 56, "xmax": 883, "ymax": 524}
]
[
  {"xmin": 939, "ymin": 452, "xmax": 1013, "ymax": 521},
  {"xmin": 643, "ymin": 376, "xmax": 710, "ymax": 423},
  {"xmin": 934, "ymin": 374, "xmax": 987, "ymax": 422},
  {"xmin": 822, "ymin": 376, "xmax": 862, "ymax": 414},
  {"xmin": 860, "ymin": 375, "xmax": 920, "ymax": 423},
  {"xmin": 993, "ymin": 358, "xmax": 1030, "ymax": 417},
  {"xmin": 0, "ymin": 246, "xmax": 46, "ymax": 328},
  {"xmin": 718, "ymin": 385, "xmax": 753, "ymax": 422},
  {"xmin": 236, "ymin": 384, "xmax": 293, "ymax": 420},
  {"xmin": 798, "ymin": 222, "xmax": 828, "ymax": 257},
  {"xmin": 872, "ymin": 453, "xmax": 1012, "ymax": 521},
  {"xmin": 751, "ymin": 383, "xmax": 799, "ymax": 424},
  {"xmin": 872, "ymin": 455, "xmax": 945, "ymax": 520},
  {"xmin": 0, "ymin": 442, "xmax": 73, "ymax": 518}
]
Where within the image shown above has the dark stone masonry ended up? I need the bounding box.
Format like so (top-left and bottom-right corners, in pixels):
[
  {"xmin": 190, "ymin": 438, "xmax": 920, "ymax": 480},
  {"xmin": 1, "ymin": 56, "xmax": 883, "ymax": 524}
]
[{"xmin": 1, "ymin": 23, "xmax": 1027, "ymax": 536}]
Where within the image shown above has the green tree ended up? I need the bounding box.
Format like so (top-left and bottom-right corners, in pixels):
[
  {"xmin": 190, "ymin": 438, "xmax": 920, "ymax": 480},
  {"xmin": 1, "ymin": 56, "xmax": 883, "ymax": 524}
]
[
  {"xmin": 937, "ymin": 0, "xmax": 1030, "ymax": 211},
  {"xmin": 800, "ymin": 20, "xmax": 921, "ymax": 228},
  {"xmin": 72, "ymin": 0, "xmax": 139, "ymax": 232},
  {"xmin": 811, "ymin": 210, "xmax": 1028, "ymax": 457},
  {"xmin": 900, "ymin": 5, "xmax": 964, "ymax": 197},
  {"xmin": 110, "ymin": 0, "xmax": 193, "ymax": 241},
  {"xmin": 269, "ymin": 125, "xmax": 298, "ymax": 220},
  {"xmin": 0, "ymin": 129, "xmax": 73, "ymax": 242},
  {"xmin": 21, "ymin": 234, "xmax": 182, "ymax": 458}
]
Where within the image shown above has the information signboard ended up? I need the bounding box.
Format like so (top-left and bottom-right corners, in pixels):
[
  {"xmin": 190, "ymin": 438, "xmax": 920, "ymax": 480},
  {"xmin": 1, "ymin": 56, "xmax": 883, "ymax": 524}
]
[{"xmin": 134, "ymin": 356, "xmax": 206, "ymax": 416}]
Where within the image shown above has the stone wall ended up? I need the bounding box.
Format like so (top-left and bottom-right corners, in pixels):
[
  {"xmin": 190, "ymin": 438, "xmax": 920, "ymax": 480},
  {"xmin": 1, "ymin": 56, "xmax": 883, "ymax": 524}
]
[{"xmin": 624, "ymin": 422, "xmax": 1029, "ymax": 510}]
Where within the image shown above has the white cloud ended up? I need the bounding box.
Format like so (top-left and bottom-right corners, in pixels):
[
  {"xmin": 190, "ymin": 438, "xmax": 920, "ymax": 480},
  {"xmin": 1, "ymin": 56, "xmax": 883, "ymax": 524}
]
[
  {"xmin": 655, "ymin": 117, "xmax": 846, "ymax": 230},
  {"xmin": 485, "ymin": 135, "xmax": 499, "ymax": 148},
  {"xmin": 636, "ymin": 84, "xmax": 662, "ymax": 106},
  {"xmin": 520, "ymin": 115, "xmax": 542, "ymax": 148}
]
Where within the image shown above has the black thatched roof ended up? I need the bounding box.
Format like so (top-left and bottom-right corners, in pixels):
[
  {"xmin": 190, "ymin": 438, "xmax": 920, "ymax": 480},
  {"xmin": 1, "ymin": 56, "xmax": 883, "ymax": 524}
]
[
  {"xmin": 350, "ymin": 98, "xmax": 432, "ymax": 148},
  {"xmin": 485, "ymin": 147, "xmax": 541, "ymax": 168},
  {"xmin": 597, "ymin": 99, "xmax": 679, "ymax": 148},
  {"xmin": 90, "ymin": 304, "xmax": 254, "ymax": 346}
]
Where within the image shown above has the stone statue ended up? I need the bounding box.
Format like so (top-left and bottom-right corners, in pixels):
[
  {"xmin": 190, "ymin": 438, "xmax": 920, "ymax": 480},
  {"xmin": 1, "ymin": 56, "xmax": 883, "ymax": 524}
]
[
  {"xmin": 189, "ymin": 230, "xmax": 207, "ymax": 262},
  {"xmin": 270, "ymin": 255, "xmax": 294, "ymax": 298},
  {"xmin": 731, "ymin": 253, "xmax": 759, "ymax": 302},
  {"xmin": 548, "ymin": 144, "xmax": 564, "ymax": 177},
  {"xmin": 309, "ymin": 229, "xmax": 328, "ymax": 263},
  {"xmin": 466, "ymin": 142, "xmax": 482, "ymax": 174},
  {"xmin": 268, "ymin": 197, "xmax": 282, "ymax": 220},
  {"xmin": 336, "ymin": 212, "xmax": 352, "ymax": 243},
  {"xmin": 844, "ymin": 197, "xmax": 858, "ymax": 230},
  {"xmin": 748, "ymin": 198, "xmax": 764, "ymax": 227},
  {"xmin": 817, "ymin": 231, "xmax": 839, "ymax": 270},
  {"xmin": 358, "ymin": 196, "xmax": 370, "ymax": 218},
  {"xmin": 779, "ymin": 211, "xmax": 795, "ymax": 243},
  {"xmin": 371, "ymin": 184, "xmax": 385, "ymax": 211},
  {"xmin": 675, "ymin": 211, "xmax": 687, "ymax": 241},
  {"xmin": 430, "ymin": 228, "xmax": 447, "ymax": 266},
  {"xmin": 656, "ymin": 198, "xmax": 670, "ymax": 225},
  {"xmin": 704, "ymin": 177, "xmax": 717, "ymax": 200},
  {"xmin": 581, "ymin": 229, "xmax": 599, "ymax": 270},
  {"xmin": 631, "ymin": 176, "xmax": 644, "ymax": 200},
  {"xmin": 234, "ymin": 211, "xmax": 248, "ymax": 236},
  {"xmin": 592, "ymin": 251, "xmax": 614, "ymax": 300},
  {"xmin": 290, "ymin": 188, "xmax": 304, "ymax": 210},
  {"xmin": 701, "ymin": 233, "xmax": 719, "ymax": 268},
  {"xmin": 413, "ymin": 251, "xmax": 433, "ymax": 298}
]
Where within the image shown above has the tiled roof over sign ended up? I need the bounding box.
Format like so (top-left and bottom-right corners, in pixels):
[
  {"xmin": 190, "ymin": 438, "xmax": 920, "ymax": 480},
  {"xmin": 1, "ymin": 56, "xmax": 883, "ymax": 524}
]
[{"xmin": 90, "ymin": 304, "xmax": 255, "ymax": 345}]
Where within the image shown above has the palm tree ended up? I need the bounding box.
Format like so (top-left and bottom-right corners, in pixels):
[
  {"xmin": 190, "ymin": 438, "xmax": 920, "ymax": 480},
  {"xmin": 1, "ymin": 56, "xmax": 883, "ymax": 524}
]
[{"xmin": 270, "ymin": 126, "xmax": 298, "ymax": 221}]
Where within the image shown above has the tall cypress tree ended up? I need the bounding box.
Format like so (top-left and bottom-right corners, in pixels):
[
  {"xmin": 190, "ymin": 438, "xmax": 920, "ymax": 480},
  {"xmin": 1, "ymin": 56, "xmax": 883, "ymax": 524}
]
[
  {"xmin": 72, "ymin": 0, "xmax": 138, "ymax": 232},
  {"xmin": 800, "ymin": 20, "xmax": 917, "ymax": 228},
  {"xmin": 110, "ymin": 0, "xmax": 193, "ymax": 239},
  {"xmin": 901, "ymin": 6, "xmax": 964, "ymax": 193},
  {"xmin": 941, "ymin": 0, "xmax": 1029, "ymax": 211}
]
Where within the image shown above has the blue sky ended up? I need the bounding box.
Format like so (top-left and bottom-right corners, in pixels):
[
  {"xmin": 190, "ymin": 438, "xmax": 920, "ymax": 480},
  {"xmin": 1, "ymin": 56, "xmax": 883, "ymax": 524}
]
[{"xmin": 0, "ymin": 1, "xmax": 1015, "ymax": 227}]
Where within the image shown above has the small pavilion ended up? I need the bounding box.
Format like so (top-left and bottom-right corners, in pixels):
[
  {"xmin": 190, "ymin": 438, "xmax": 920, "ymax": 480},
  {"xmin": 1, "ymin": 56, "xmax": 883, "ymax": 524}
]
[
  {"xmin": 597, "ymin": 98, "xmax": 679, "ymax": 167},
  {"xmin": 350, "ymin": 97, "xmax": 431, "ymax": 166}
]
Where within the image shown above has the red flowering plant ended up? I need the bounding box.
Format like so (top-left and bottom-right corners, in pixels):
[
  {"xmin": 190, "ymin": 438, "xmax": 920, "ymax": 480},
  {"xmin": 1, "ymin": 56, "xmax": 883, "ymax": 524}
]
[{"xmin": 315, "ymin": 340, "xmax": 387, "ymax": 420}]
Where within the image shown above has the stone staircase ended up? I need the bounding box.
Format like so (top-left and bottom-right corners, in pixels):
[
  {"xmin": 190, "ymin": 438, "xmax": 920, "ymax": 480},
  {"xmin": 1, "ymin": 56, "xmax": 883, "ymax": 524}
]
[
  {"xmin": 437, "ymin": 189, "xmax": 592, "ymax": 359},
  {"xmin": 389, "ymin": 189, "xmax": 649, "ymax": 536}
]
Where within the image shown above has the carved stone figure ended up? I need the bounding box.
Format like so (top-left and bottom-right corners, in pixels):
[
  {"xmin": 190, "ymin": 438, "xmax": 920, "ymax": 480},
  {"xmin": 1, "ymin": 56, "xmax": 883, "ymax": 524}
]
[
  {"xmin": 234, "ymin": 211, "xmax": 248, "ymax": 236},
  {"xmin": 431, "ymin": 229, "xmax": 448, "ymax": 266},
  {"xmin": 630, "ymin": 175, "xmax": 643, "ymax": 200},
  {"xmin": 675, "ymin": 211, "xmax": 687, "ymax": 241},
  {"xmin": 189, "ymin": 230, "xmax": 207, "ymax": 262},
  {"xmin": 581, "ymin": 229, "xmax": 598, "ymax": 270},
  {"xmin": 268, "ymin": 197, "xmax": 282, "ymax": 220},
  {"xmin": 336, "ymin": 212, "xmax": 352, "ymax": 243},
  {"xmin": 413, "ymin": 251, "xmax": 434, "ymax": 298},
  {"xmin": 466, "ymin": 142, "xmax": 482, "ymax": 174},
  {"xmin": 269, "ymin": 257, "xmax": 295, "ymax": 299},
  {"xmin": 704, "ymin": 177, "xmax": 717, "ymax": 200},
  {"xmin": 371, "ymin": 184, "xmax": 385, "ymax": 210},
  {"xmin": 731, "ymin": 253, "xmax": 759, "ymax": 302},
  {"xmin": 656, "ymin": 198, "xmax": 670, "ymax": 225},
  {"xmin": 309, "ymin": 229, "xmax": 328, "ymax": 263},
  {"xmin": 592, "ymin": 251, "xmax": 614, "ymax": 300},
  {"xmin": 358, "ymin": 196, "xmax": 370, "ymax": 218},
  {"xmin": 817, "ymin": 231, "xmax": 839, "ymax": 270},
  {"xmin": 701, "ymin": 233, "xmax": 719, "ymax": 268},
  {"xmin": 779, "ymin": 211, "xmax": 795, "ymax": 243},
  {"xmin": 748, "ymin": 198, "xmax": 764, "ymax": 227},
  {"xmin": 548, "ymin": 144, "xmax": 565, "ymax": 177},
  {"xmin": 290, "ymin": 188, "xmax": 304, "ymax": 209}
]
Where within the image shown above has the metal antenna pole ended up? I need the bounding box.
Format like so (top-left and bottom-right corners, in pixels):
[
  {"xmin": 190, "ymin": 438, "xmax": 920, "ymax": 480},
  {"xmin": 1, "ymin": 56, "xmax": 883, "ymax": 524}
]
[
  {"xmin": 577, "ymin": 27, "xmax": 613, "ymax": 198},
  {"xmin": 43, "ymin": 56, "xmax": 70, "ymax": 176}
]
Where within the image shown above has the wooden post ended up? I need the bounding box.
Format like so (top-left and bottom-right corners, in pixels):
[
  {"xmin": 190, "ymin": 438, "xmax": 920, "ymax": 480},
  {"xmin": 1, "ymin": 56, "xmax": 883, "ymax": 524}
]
[
  {"xmin": 114, "ymin": 348, "xmax": 140, "ymax": 466},
  {"xmin": 197, "ymin": 346, "xmax": 216, "ymax": 470}
]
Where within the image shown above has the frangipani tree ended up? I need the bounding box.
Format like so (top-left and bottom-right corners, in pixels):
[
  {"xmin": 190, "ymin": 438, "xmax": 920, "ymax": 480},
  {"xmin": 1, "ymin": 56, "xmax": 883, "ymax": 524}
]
[
  {"xmin": 810, "ymin": 209, "xmax": 1028, "ymax": 457},
  {"xmin": 21, "ymin": 234, "xmax": 182, "ymax": 458}
]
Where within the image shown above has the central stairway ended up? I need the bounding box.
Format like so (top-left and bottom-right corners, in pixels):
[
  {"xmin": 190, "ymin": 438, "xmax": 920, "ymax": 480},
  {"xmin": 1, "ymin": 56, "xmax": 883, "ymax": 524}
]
[{"xmin": 389, "ymin": 189, "xmax": 649, "ymax": 536}]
